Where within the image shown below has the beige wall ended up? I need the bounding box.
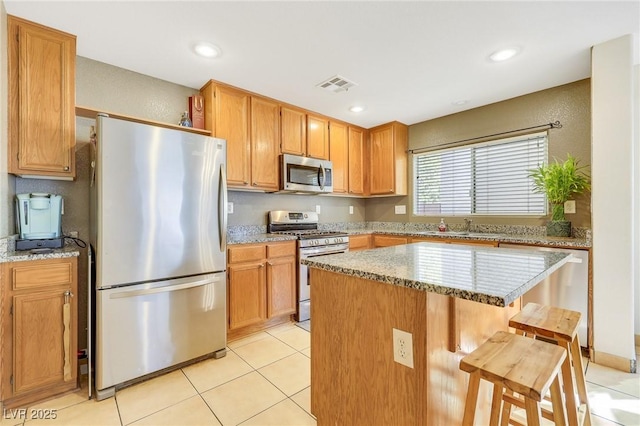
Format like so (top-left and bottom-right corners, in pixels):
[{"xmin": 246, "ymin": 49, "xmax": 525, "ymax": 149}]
[{"xmin": 366, "ymin": 79, "xmax": 592, "ymax": 229}]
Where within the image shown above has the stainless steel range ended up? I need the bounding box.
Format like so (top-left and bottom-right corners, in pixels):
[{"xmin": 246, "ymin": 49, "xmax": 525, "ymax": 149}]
[{"xmin": 268, "ymin": 211, "xmax": 349, "ymax": 321}]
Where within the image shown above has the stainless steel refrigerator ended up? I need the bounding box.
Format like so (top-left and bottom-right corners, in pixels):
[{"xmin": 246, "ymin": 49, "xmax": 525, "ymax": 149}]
[{"xmin": 90, "ymin": 114, "xmax": 227, "ymax": 400}]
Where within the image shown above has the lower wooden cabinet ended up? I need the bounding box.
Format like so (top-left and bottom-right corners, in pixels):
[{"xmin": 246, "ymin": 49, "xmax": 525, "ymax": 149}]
[
  {"xmin": 373, "ymin": 235, "xmax": 409, "ymax": 248},
  {"xmin": 1, "ymin": 257, "xmax": 78, "ymax": 408},
  {"xmin": 228, "ymin": 241, "xmax": 296, "ymax": 338},
  {"xmin": 409, "ymin": 236, "xmax": 499, "ymax": 247},
  {"xmin": 348, "ymin": 234, "xmax": 372, "ymax": 251}
]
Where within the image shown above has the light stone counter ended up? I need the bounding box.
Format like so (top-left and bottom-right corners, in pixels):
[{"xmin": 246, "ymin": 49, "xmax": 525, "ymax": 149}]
[
  {"xmin": 0, "ymin": 236, "xmax": 81, "ymax": 263},
  {"xmin": 301, "ymin": 241, "xmax": 572, "ymax": 306},
  {"xmin": 227, "ymin": 233, "xmax": 297, "ymax": 245}
]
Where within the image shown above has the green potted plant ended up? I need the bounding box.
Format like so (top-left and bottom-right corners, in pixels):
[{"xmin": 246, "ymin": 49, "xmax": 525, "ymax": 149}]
[{"xmin": 529, "ymin": 154, "xmax": 591, "ymax": 237}]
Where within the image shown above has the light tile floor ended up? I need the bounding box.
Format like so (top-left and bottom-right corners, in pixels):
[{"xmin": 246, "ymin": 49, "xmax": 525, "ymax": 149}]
[{"xmin": 1, "ymin": 323, "xmax": 638, "ymax": 426}]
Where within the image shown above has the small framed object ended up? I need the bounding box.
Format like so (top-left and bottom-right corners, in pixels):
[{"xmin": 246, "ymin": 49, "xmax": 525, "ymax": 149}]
[{"xmin": 189, "ymin": 95, "xmax": 205, "ymax": 129}]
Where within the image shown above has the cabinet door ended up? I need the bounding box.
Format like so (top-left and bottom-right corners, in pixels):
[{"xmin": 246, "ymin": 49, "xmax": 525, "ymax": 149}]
[
  {"xmin": 307, "ymin": 115, "xmax": 329, "ymax": 160},
  {"xmin": 251, "ymin": 96, "xmax": 280, "ymax": 190},
  {"xmin": 348, "ymin": 127, "xmax": 365, "ymax": 195},
  {"xmin": 13, "ymin": 288, "xmax": 75, "ymax": 394},
  {"xmin": 373, "ymin": 235, "xmax": 408, "ymax": 248},
  {"xmin": 349, "ymin": 234, "xmax": 372, "ymax": 251},
  {"xmin": 215, "ymin": 86, "xmax": 251, "ymax": 187},
  {"xmin": 266, "ymin": 256, "xmax": 297, "ymax": 318},
  {"xmin": 329, "ymin": 121, "xmax": 349, "ymax": 194},
  {"xmin": 8, "ymin": 16, "xmax": 76, "ymax": 179},
  {"xmin": 281, "ymin": 106, "xmax": 306, "ymax": 156},
  {"xmin": 369, "ymin": 125, "xmax": 395, "ymax": 195},
  {"xmin": 228, "ymin": 262, "xmax": 266, "ymax": 329}
]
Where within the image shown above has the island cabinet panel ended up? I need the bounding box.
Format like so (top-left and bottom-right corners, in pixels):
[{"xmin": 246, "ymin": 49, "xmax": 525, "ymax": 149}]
[
  {"xmin": 310, "ymin": 268, "xmax": 519, "ymax": 425},
  {"xmin": 1, "ymin": 257, "xmax": 78, "ymax": 409},
  {"xmin": 329, "ymin": 121, "xmax": 348, "ymax": 194},
  {"xmin": 372, "ymin": 235, "xmax": 408, "ymax": 247},
  {"xmin": 8, "ymin": 16, "xmax": 76, "ymax": 179},
  {"xmin": 348, "ymin": 234, "xmax": 372, "ymax": 251}
]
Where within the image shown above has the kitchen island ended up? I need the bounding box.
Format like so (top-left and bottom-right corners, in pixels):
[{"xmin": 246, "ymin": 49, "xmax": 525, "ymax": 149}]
[{"xmin": 302, "ymin": 242, "xmax": 571, "ymax": 425}]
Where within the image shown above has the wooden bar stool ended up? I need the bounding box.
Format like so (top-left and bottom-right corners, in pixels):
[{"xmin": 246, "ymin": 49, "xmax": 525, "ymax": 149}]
[
  {"xmin": 460, "ymin": 331, "xmax": 568, "ymax": 426},
  {"xmin": 509, "ymin": 303, "xmax": 592, "ymax": 426}
]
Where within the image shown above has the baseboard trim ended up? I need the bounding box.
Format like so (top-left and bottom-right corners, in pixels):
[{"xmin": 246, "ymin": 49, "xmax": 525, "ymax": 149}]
[{"xmin": 593, "ymin": 350, "xmax": 637, "ymax": 373}]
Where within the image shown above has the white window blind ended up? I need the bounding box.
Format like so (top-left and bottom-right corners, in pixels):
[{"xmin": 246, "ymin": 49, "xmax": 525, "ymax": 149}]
[{"xmin": 413, "ymin": 132, "xmax": 547, "ymax": 216}]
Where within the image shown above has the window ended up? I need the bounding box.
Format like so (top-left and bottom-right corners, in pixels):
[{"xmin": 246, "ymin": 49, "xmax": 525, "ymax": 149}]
[{"xmin": 413, "ymin": 132, "xmax": 547, "ymax": 216}]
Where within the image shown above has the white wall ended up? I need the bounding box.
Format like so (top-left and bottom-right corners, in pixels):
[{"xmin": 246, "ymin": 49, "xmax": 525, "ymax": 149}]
[{"xmin": 592, "ymin": 34, "xmax": 637, "ymax": 363}]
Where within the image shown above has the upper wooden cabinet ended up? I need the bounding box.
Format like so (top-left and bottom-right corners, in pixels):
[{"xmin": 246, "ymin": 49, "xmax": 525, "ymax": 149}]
[
  {"xmin": 306, "ymin": 114, "xmax": 330, "ymax": 160},
  {"xmin": 8, "ymin": 16, "xmax": 76, "ymax": 179},
  {"xmin": 348, "ymin": 126, "xmax": 366, "ymax": 196},
  {"xmin": 250, "ymin": 96, "xmax": 280, "ymax": 191},
  {"xmin": 329, "ymin": 121, "xmax": 348, "ymax": 194},
  {"xmin": 280, "ymin": 106, "xmax": 307, "ymax": 156},
  {"xmin": 369, "ymin": 122, "xmax": 408, "ymax": 196},
  {"xmin": 201, "ymin": 81, "xmax": 279, "ymax": 191}
]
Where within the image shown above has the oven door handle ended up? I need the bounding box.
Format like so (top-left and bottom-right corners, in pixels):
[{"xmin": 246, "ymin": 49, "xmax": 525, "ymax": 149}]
[{"xmin": 301, "ymin": 249, "xmax": 348, "ymax": 257}]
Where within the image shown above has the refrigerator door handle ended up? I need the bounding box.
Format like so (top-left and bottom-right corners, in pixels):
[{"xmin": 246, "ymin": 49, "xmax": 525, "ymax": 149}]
[
  {"xmin": 109, "ymin": 276, "xmax": 221, "ymax": 299},
  {"xmin": 219, "ymin": 164, "xmax": 228, "ymax": 250}
]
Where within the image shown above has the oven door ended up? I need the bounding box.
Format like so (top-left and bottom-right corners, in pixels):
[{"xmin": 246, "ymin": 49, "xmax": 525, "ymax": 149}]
[{"xmin": 298, "ymin": 244, "xmax": 348, "ymax": 321}]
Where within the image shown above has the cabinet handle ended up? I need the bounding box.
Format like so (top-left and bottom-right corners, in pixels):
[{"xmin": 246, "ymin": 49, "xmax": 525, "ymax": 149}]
[
  {"xmin": 267, "ymin": 262, "xmax": 273, "ymax": 266},
  {"xmin": 259, "ymin": 263, "xmax": 264, "ymax": 268},
  {"xmin": 244, "ymin": 181, "xmax": 248, "ymax": 185},
  {"xmin": 252, "ymin": 182, "xmax": 257, "ymax": 186},
  {"xmin": 62, "ymin": 290, "xmax": 73, "ymax": 381},
  {"xmin": 63, "ymin": 166, "xmax": 70, "ymax": 171}
]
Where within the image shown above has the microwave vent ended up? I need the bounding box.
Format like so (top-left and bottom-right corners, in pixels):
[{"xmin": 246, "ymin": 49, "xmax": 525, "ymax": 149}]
[{"xmin": 316, "ymin": 75, "xmax": 357, "ymax": 93}]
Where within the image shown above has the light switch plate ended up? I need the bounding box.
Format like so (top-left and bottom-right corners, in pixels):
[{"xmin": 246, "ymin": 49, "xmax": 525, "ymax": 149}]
[
  {"xmin": 316, "ymin": 205, "xmax": 321, "ymax": 214},
  {"xmin": 227, "ymin": 202, "xmax": 234, "ymax": 214},
  {"xmin": 349, "ymin": 206, "xmax": 354, "ymax": 215},
  {"xmin": 564, "ymin": 200, "xmax": 576, "ymax": 214}
]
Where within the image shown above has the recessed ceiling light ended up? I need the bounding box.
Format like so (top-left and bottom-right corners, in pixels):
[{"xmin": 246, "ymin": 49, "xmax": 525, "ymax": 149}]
[
  {"xmin": 489, "ymin": 47, "xmax": 520, "ymax": 62},
  {"xmin": 349, "ymin": 105, "xmax": 365, "ymax": 113},
  {"xmin": 452, "ymin": 99, "xmax": 469, "ymax": 106},
  {"xmin": 194, "ymin": 42, "xmax": 221, "ymax": 58}
]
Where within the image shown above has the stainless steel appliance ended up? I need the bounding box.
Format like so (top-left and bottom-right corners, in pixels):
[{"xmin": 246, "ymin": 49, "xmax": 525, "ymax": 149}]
[
  {"xmin": 281, "ymin": 154, "xmax": 333, "ymax": 193},
  {"xmin": 90, "ymin": 114, "xmax": 228, "ymax": 400},
  {"xmin": 500, "ymin": 244, "xmax": 589, "ymax": 347},
  {"xmin": 268, "ymin": 211, "xmax": 348, "ymax": 321},
  {"xmin": 15, "ymin": 193, "xmax": 64, "ymax": 249}
]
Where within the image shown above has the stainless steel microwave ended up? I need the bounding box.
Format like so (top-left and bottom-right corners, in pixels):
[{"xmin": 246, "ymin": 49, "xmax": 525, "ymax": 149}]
[{"xmin": 281, "ymin": 154, "xmax": 333, "ymax": 193}]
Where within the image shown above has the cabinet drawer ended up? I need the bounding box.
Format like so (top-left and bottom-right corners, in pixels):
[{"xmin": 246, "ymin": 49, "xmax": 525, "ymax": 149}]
[
  {"xmin": 267, "ymin": 242, "xmax": 296, "ymax": 259},
  {"xmin": 228, "ymin": 244, "xmax": 266, "ymax": 263},
  {"xmin": 349, "ymin": 234, "xmax": 371, "ymax": 251},
  {"xmin": 12, "ymin": 261, "xmax": 73, "ymax": 291}
]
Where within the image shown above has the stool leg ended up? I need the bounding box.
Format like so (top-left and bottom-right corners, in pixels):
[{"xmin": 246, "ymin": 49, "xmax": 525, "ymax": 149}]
[
  {"xmin": 490, "ymin": 384, "xmax": 504, "ymax": 426},
  {"xmin": 549, "ymin": 374, "xmax": 568, "ymax": 426},
  {"xmin": 559, "ymin": 340, "xmax": 580, "ymax": 425},
  {"xmin": 570, "ymin": 336, "xmax": 592, "ymax": 426},
  {"xmin": 524, "ymin": 398, "xmax": 542, "ymax": 426},
  {"xmin": 463, "ymin": 372, "xmax": 481, "ymax": 426},
  {"xmin": 500, "ymin": 389, "xmax": 514, "ymax": 426}
]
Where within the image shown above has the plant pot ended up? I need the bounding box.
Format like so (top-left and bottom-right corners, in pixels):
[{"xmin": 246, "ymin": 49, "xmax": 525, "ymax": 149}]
[{"xmin": 546, "ymin": 221, "xmax": 571, "ymax": 237}]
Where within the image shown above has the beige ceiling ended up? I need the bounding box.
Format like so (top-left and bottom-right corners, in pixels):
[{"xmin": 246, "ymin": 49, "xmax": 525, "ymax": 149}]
[{"xmin": 4, "ymin": 1, "xmax": 639, "ymax": 128}]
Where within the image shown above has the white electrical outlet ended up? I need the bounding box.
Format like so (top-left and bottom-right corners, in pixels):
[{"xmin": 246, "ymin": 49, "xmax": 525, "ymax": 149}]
[
  {"xmin": 227, "ymin": 202, "xmax": 234, "ymax": 214},
  {"xmin": 349, "ymin": 206, "xmax": 354, "ymax": 215},
  {"xmin": 392, "ymin": 328, "xmax": 414, "ymax": 368},
  {"xmin": 564, "ymin": 200, "xmax": 576, "ymax": 214},
  {"xmin": 394, "ymin": 205, "xmax": 406, "ymax": 215},
  {"xmin": 69, "ymin": 231, "xmax": 78, "ymax": 238},
  {"xmin": 316, "ymin": 205, "xmax": 321, "ymax": 214}
]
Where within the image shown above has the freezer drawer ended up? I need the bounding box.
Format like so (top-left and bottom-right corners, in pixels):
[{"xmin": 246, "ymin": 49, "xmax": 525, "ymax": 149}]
[
  {"xmin": 96, "ymin": 272, "xmax": 226, "ymax": 392},
  {"xmin": 500, "ymin": 244, "xmax": 589, "ymax": 347}
]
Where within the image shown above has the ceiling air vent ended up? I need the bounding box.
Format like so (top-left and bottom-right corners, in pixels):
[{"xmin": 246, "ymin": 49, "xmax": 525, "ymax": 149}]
[{"xmin": 316, "ymin": 75, "xmax": 357, "ymax": 93}]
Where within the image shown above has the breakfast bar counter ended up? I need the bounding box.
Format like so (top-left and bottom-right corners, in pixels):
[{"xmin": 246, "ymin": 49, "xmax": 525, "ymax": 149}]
[{"xmin": 302, "ymin": 242, "xmax": 572, "ymax": 425}]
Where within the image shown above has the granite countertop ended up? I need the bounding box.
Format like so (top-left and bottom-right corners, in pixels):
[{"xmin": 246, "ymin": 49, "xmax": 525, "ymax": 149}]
[
  {"xmin": 0, "ymin": 245, "xmax": 81, "ymax": 263},
  {"xmin": 301, "ymin": 242, "xmax": 572, "ymax": 307},
  {"xmin": 343, "ymin": 229, "xmax": 591, "ymax": 249},
  {"xmin": 227, "ymin": 233, "xmax": 298, "ymax": 245}
]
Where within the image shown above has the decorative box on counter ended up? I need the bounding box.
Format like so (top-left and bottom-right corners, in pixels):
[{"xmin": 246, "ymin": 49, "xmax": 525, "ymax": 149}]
[{"xmin": 189, "ymin": 95, "xmax": 205, "ymax": 129}]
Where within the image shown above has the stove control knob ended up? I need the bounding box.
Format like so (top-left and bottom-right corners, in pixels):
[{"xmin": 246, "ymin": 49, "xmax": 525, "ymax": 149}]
[
  {"xmin": 325, "ymin": 239, "xmax": 330, "ymax": 244},
  {"xmin": 337, "ymin": 238, "xmax": 343, "ymax": 243}
]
